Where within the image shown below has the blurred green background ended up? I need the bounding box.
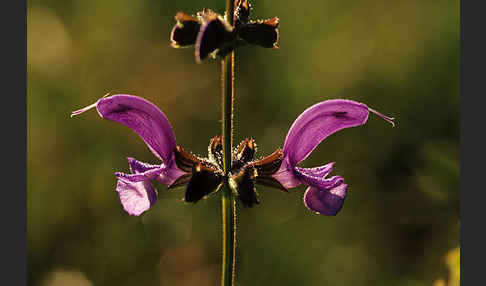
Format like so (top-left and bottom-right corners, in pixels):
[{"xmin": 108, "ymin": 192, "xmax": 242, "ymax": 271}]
[{"xmin": 27, "ymin": 0, "xmax": 459, "ymax": 285}]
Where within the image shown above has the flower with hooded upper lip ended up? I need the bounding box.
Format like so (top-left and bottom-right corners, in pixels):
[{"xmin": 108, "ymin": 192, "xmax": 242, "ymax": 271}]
[
  {"xmin": 237, "ymin": 99, "xmax": 396, "ymax": 215},
  {"xmin": 170, "ymin": 0, "xmax": 279, "ymax": 62},
  {"xmin": 72, "ymin": 94, "xmax": 229, "ymax": 216},
  {"xmin": 72, "ymin": 95, "xmax": 394, "ymax": 216}
]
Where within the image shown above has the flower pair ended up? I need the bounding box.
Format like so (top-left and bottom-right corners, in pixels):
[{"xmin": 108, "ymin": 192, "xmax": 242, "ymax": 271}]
[
  {"xmin": 170, "ymin": 0, "xmax": 279, "ymax": 62},
  {"xmin": 72, "ymin": 94, "xmax": 394, "ymax": 216}
]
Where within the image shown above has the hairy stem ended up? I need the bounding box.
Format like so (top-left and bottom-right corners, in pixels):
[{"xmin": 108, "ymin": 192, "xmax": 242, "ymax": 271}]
[{"xmin": 221, "ymin": 1, "xmax": 236, "ymax": 286}]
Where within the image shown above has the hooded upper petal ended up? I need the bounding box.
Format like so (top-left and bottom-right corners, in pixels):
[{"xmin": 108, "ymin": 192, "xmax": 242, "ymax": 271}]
[
  {"xmin": 97, "ymin": 95, "xmax": 177, "ymax": 164},
  {"xmin": 282, "ymin": 99, "xmax": 370, "ymax": 167},
  {"xmin": 303, "ymin": 182, "xmax": 347, "ymax": 216},
  {"xmin": 72, "ymin": 94, "xmax": 177, "ymax": 165}
]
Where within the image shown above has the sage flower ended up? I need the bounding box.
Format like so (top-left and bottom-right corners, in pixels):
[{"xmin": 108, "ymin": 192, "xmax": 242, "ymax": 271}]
[
  {"xmin": 224, "ymin": 99, "xmax": 395, "ymax": 215},
  {"xmin": 71, "ymin": 94, "xmax": 225, "ymax": 215},
  {"xmin": 170, "ymin": 0, "xmax": 279, "ymax": 62},
  {"xmin": 223, "ymin": 99, "xmax": 395, "ymax": 215},
  {"xmin": 271, "ymin": 99, "xmax": 395, "ymax": 215}
]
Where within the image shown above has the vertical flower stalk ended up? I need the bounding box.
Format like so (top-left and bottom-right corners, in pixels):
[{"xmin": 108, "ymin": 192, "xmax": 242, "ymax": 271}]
[
  {"xmin": 221, "ymin": 1, "xmax": 236, "ymax": 286},
  {"xmin": 72, "ymin": 1, "xmax": 396, "ymax": 285}
]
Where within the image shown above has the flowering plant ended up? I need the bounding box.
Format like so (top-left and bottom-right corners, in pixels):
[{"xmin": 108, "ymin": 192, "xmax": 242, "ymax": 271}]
[
  {"xmin": 72, "ymin": 1, "xmax": 394, "ymax": 285},
  {"xmin": 73, "ymin": 95, "xmax": 393, "ymax": 216}
]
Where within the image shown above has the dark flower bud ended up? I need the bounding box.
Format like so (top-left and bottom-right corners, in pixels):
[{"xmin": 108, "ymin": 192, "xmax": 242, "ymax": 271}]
[
  {"xmin": 229, "ymin": 165, "xmax": 259, "ymax": 207},
  {"xmin": 174, "ymin": 145, "xmax": 203, "ymax": 172},
  {"xmin": 208, "ymin": 135, "xmax": 223, "ymax": 168},
  {"xmin": 170, "ymin": 0, "xmax": 280, "ymax": 63},
  {"xmin": 250, "ymin": 148, "xmax": 283, "ymax": 176},
  {"xmin": 170, "ymin": 12, "xmax": 202, "ymax": 48},
  {"xmin": 185, "ymin": 163, "xmax": 223, "ymax": 203},
  {"xmin": 237, "ymin": 138, "xmax": 257, "ymax": 162},
  {"xmin": 238, "ymin": 17, "xmax": 280, "ymax": 49},
  {"xmin": 249, "ymin": 148, "xmax": 287, "ymax": 191},
  {"xmin": 235, "ymin": 0, "xmax": 251, "ymax": 25},
  {"xmin": 175, "ymin": 143, "xmax": 219, "ymax": 170},
  {"xmin": 254, "ymin": 175, "xmax": 287, "ymax": 192},
  {"xmin": 232, "ymin": 138, "xmax": 256, "ymax": 171},
  {"xmin": 169, "ymin": 173, "xmax": 192, "ymax": 188},
  {"xmin": 196, "ymin": 11, "xmax": 235, "ymax": 62}
]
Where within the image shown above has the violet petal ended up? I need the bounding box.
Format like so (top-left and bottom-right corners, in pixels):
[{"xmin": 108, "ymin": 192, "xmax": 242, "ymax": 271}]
[
  {"xmin": 294, "ymin": 168, "xmax": 344, "ymax": 191},
  {"xmin": 116, "ymin": 179, "xmax": 158, "ymax": 216},
  {"xmin": 157, "ymin": 165, "xmax": 188, "ymax": 187},
  {"xmin": 115, "ymin": 167, "xmax": 164, "ymax": 183},
  {"xmin": 271, "ymin": 158, "xmax": 302, "ymax": 189},
  {"xmin": 119, "ymin": 157, "xmax": 186, "ymax": 186},
  {"xmin": 97, "ymin": 95, "xmax": 177, "ymax": 164},
  {"xmin": 127, "ymin": 157, "xmax": 161, "ymax": 173},
  {"xmin": 303, "ymin": 183, "xmax": 347, "ymax": 216},
  {"xmin": 282, "ymin": 99, "xmax": 369, "ymax": 167},
  {"xmin": 73, "ymin": 94, "xmax": 177, "ymax": 164},
  {"xmin": 294, "ymin": 162, "xmax": 335, "ymax": 179}
]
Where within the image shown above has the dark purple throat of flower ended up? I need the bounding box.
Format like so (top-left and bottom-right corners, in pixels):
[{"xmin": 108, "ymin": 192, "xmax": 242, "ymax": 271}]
[{"xmin": 72, "ymin": 94, "xmax": 394, "ymax": 216}]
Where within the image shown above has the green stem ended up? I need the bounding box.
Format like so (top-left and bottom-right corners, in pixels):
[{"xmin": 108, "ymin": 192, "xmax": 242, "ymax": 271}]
[
  {"xmin": 221, "ymin": 1, "xmax": 236, "ymax": 286},
  {"xmin": 221, "ymin": 181, "xmax": 236, "ymax": 286}
]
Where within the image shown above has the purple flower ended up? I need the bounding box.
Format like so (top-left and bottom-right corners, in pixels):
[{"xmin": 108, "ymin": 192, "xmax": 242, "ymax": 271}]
[
  {"xmin": 269, "ymin": 99, "xmax": 395, "ymax": 215},
  {"xmin": 72, "ymin": 94, "xmax": 224, "ymax": 216},
  {"xmin": 224, "ymin": 99, "xmax": 394, "ymax": 215}
]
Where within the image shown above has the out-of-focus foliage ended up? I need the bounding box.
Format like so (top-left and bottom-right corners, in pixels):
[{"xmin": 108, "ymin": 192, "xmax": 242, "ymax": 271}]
[
  {"xmin": 27, "ymin": 0, "xmax": 459, "ymax": 285},
  {"xmin": 433, "ymin": 247, "xmax": 460, "ymax": 286}
]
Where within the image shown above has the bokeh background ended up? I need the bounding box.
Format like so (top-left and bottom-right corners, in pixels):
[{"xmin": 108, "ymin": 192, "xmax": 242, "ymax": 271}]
[{"xmin": 27, "ymin": 0, "xmax": 460, "ymax": 285}]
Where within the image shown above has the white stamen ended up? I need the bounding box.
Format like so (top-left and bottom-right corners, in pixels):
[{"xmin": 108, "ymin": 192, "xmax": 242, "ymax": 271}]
[
  {"xmin": 368, "ymin": 107, "xmax": 396, "ymax": 127},
  {"xmin": 71, "ymin": 102, "xmax": 97, "ymax": 118},
  {"xmin": 70, "ymin": 94, "xmax": 109, "ymax": 118}
]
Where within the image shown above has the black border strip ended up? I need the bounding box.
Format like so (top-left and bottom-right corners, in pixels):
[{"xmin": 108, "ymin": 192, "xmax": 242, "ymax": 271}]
[
  {"xmin": 3, "ymin": 0, "xmax": 27, "ymax": 285},
  {"xmin": 461, "ymin": 0, "xmax": 484, "ymax": 285}
]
